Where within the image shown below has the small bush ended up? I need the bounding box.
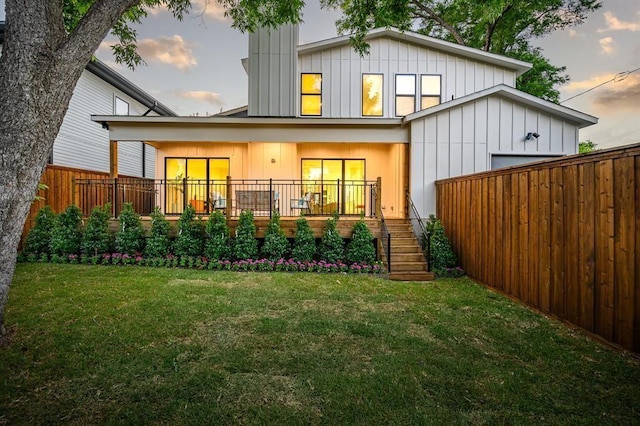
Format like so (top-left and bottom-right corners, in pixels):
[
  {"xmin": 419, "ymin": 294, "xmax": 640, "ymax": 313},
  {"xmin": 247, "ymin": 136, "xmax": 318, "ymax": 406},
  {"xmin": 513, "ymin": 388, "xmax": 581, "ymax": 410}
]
[
  {"xmin": 24, "ymin": 205, "xmax": 56, "ymax": 255},
  {"xmin": 319, "ymin": 217, "xmax": 344, "ymax": 263},
  {"xmin": 426, "ymin": 214, "xmax": 459, "ymax": 275},
  {"xmin": 292, "ymin": 217, "xmax": 315, "ymax": 262},
  {"xmin": 261, "ymin": 211, "xmax": 290, "ymax": 261},
  {"xmin": 204, "ymin": 210, "xmax": 231, "ymax": 261},
  {"xmin": 174, "ymin": 204, "xmax": 204, "ymax": 257},
  {"xmin": 346, "ymin": 219, "xmax": 376, "ymax": 264},
  {"xmin": 81, "ymin": 204, "xmax": 113, "ymax": 257},
  {"xmin": 233, "ymin": 210, "xmax": 258, "ymax": 260},
  {"xmin": 145, "ymin": 206, "xmax": 172, "ymax": 258},
  {"xmin": 115, "ymin": 203, "xmax": 145, "ymax": 255},
  {"xmin": 50, "ymin": 205, "xmax": 83, "ymax": 256}
]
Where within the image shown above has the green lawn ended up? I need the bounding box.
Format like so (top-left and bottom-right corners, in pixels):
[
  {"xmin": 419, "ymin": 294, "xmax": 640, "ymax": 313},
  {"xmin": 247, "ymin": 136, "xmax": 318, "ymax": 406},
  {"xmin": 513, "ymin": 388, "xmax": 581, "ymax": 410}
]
[{"xmin": 1, "ymin": 265, "xmax": 639, "ymax": 424}]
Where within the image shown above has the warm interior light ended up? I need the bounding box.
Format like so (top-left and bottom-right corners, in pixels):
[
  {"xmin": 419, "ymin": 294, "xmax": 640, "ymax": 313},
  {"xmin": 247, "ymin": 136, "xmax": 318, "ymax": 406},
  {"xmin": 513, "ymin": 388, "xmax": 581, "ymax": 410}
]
[{"xmin": 362, "ymin": 74, "xmax": 383, "ymax": 116}]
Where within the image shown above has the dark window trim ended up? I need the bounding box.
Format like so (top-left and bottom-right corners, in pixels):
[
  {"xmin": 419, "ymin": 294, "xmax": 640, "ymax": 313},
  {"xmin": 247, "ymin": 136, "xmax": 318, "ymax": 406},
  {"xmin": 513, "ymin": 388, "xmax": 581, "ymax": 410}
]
[
  {"xmin": 300, "ymin": 72, "xmax": 322, "ymax": 116},
  {"xmin": 420, "ymin": 74, "xmax": 442, "ymax": 109},
  {"xmin": 395, "ymin": 73, "xmax": 416, "ymax": 117},
  {"xmin": 164, "ymin": 157, "xmax": 230, "ymax": 214}
]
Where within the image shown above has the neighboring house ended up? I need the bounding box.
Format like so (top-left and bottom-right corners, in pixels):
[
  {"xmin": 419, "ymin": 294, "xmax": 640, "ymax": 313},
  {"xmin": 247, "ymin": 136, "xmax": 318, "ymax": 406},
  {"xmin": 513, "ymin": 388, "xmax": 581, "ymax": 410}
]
[
  {"xmin": 0, "ymin": 21, "xmax": 176, "ymax": 178},
  {"xmin": 91, "ymin": 25, "xmax": 597, "ymax": 218}
]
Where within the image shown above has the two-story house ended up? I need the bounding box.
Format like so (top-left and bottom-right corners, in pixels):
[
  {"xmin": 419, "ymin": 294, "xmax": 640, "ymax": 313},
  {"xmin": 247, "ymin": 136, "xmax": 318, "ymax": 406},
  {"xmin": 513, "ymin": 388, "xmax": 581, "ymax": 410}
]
[{"xmin": 92, "ymin": 25, "xmax": 597, "ymax": 222}]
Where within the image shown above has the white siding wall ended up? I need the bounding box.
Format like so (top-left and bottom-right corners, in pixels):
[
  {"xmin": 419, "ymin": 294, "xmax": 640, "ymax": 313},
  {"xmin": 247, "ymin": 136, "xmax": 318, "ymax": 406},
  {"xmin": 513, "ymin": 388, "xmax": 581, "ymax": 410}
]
[
  {"xmin": 298, "ymin": 37, "xmax": 517, "ymax": 119},
  {"xmin": 248, "ymin": 24, "xmax": 298, "ymax": 117},
  {"xmin": 410, "ymin": 94, "xmax": 580, "ymax": 215},
  {"xmin": 54, "ymin": 70, "xmax": 156, "ymax": 177}
]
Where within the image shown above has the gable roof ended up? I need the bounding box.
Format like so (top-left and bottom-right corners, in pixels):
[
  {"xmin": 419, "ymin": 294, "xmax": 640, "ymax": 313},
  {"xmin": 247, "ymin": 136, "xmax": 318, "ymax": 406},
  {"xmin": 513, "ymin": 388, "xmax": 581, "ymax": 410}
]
[
  {"xmin": 403, "ymin": 84, "xmax": 598, "ymax": 128},
  {"xmin": 1, "ymin": 21, "xmax": 176, "ymax": 117},
  {"xmin": 298, "ymin": 27, "xmax": 532, "ymax": 77}
]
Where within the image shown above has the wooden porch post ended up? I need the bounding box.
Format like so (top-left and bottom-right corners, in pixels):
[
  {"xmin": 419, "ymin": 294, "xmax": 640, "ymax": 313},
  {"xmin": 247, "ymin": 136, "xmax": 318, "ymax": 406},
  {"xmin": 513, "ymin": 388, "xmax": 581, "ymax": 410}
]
[
  {"xmin": 109, "ymin": 140, "xmax": 118, "ymax": 217},
  {"xmin": 376, "ymin": 177, "xmax": 382, "ymax": 218}
]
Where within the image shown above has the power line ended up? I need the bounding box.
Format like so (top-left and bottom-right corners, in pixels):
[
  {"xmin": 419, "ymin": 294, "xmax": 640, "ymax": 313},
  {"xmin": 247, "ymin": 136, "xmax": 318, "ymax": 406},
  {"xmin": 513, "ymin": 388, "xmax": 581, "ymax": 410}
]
[{"xmin": 560, "ymin": 66, "xmax": 640, "ymax": 104}]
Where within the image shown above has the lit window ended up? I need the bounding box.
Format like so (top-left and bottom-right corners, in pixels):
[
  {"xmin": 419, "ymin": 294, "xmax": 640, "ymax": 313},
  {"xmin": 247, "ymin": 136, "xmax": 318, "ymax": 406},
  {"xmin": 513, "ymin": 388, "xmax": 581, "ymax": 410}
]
[
  {"xmin": 421, "ymin": 75, "xmax": 441, "ymax": 109},
  {"xmin": 114, "ymin": 96, "xmax": 129, "ymax": 115},
  {"xmin": 362, "ymin": 74, "xmax": 383, "ymax": 116},
  {"xmin": 301, "ymin": 73, "xmax": 322, "ymax": 116},
  {"xmin": 395, "ymin": 74, "xmax": 416, "ymax": 116}
]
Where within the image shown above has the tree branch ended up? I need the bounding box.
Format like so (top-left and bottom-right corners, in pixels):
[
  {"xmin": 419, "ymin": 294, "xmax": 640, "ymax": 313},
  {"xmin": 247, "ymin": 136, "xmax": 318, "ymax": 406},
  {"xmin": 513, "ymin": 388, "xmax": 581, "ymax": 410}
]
[
  {"xmin": 409, "ymin": 0, "xmax": 466, "ymax": 46},
  {"xmin": 483, "ymin": 4, "xmax": 513, "ymax": 51}
]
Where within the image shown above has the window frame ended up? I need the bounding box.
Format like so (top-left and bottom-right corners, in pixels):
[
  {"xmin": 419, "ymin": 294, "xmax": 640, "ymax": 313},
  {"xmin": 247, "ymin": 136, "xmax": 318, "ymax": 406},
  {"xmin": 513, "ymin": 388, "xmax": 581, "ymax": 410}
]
[
  {"xmin": 420, "ymin": 74, "xmax": 442, "ymax": 110},
  {"xmin": 394, "ymin": 74, "xmax": 417, "ymax": 117},
  {"xmin": 300, "ymin": 73, "xmax": 323, "ymax": 116},
  {"xmin": 361, "ymin": 73, "xmax": 384, "ymax": 117}
]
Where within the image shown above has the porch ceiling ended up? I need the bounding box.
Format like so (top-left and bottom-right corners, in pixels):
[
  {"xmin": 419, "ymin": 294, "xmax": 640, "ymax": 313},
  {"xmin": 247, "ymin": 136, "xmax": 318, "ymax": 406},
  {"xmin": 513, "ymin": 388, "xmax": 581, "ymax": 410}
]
[{"xmin": 91, "ymin": 116, "xmax": 409, "ymax": 144}]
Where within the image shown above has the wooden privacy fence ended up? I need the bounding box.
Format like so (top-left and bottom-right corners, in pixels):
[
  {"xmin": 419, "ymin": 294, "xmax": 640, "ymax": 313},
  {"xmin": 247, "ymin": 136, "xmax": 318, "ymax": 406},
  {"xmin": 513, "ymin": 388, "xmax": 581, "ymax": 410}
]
[
  {"xmin": 22, "ymin": 165, "xmax": 153, "ymax": 244},
  {"xmin": 436, "ymin": 143, "xmax": 640, "ymax": 353}
]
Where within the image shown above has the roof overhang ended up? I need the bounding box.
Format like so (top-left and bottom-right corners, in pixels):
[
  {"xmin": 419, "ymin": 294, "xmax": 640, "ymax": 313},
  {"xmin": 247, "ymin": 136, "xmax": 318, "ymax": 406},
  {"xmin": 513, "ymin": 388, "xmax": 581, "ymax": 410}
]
[
  {"xmin": 404, "ymin": 84, "xmax": 598, "ymax": 128},
  {"xmin": 298, "ymin": 27, "xmax": 532, "ymax": 77},
  {"xmin": 91, "ymin": 116, "xmax": 408, "ymax": 144}
]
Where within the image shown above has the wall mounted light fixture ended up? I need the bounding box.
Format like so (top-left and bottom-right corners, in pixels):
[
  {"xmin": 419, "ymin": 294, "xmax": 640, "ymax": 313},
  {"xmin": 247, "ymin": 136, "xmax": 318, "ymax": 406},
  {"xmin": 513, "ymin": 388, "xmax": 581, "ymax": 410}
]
[{"xmin": 525, "ymin": 132, "xmax": 540, "ymax": 140}]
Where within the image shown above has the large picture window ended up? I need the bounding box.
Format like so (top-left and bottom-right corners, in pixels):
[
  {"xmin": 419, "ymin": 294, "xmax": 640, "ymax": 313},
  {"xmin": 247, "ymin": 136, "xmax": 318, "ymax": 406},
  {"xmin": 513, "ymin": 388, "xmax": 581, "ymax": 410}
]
[
  {"xmin": 421, "ymin": 75, "xmax": 441, "ymax": 109},
  {"xmin": 362, "ymin": 74, "xmax": 383, "ymax": 116},
  {"xmin": 165, "ymin": 157, "xmax": 229, "ymax": 214},
  {"xmin": 301, "ymin": 73, "xmax": 322, "ymax": 116},
  {"xmin": 395, "ymin": 74, "xmax": 416, "ymax": 116}
]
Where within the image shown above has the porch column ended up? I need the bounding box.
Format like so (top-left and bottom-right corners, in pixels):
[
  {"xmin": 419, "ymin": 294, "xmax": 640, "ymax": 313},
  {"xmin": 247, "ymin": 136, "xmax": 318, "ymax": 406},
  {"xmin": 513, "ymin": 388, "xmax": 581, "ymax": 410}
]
[
  {"xmin": 109, "ymin": 140, "xmax": 118, "ymax": 178},
  {"xmin": 376, "ymin": 177, "xmax": 382, "ymax": 218}
]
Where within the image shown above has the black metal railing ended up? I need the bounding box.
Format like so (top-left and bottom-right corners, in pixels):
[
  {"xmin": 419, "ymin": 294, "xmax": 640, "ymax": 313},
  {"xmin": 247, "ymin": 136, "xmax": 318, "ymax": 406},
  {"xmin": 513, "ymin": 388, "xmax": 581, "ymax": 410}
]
[
  {"xmin": 379, "ymin": 212, "xmax": 391, "ymax": 272},
  {"xmin": 406, "ymin": 191, "xmax": 431, "ymax": 272},
  {"xmin": 74, "ymin": 177, "xmax": 379, "ymax": 218}
]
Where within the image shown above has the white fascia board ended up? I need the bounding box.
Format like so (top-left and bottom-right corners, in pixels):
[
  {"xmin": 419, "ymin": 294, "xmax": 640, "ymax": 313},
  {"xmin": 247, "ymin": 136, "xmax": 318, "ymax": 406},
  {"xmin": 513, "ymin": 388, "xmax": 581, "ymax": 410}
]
[
  {"xmin": 91, "ymin": 115, "xmax": 403, "ymax": 126},
  {"xmin": 298, "ymin": 27, "xmax": 532, "ymax": 76},
  {"xmin": 403, "ymin": 84, "xmax": 598, "ymax": 128}
]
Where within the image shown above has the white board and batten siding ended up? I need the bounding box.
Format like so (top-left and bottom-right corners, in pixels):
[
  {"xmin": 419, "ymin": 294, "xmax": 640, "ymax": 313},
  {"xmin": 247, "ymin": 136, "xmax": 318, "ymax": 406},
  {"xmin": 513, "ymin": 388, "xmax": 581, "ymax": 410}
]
[
  {"xmin": 54, "ymin": 69, "xmax": 156, "ymax": 177},
  {"xmin": 298, "ymin": 37, "xmax": 517, "ymax": 119},
  {"xmin": 410, "ymin": 94, "xmax": 581, "ymax": 215}
]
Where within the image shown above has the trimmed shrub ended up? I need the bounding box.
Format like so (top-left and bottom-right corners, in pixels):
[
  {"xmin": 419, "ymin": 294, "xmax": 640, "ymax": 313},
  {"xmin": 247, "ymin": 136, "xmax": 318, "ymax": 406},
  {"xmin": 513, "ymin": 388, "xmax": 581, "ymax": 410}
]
[
  {"xmin": 24, "ymin": 205, "xmax": 56, "ymax": 255},
  {"xmin": 346, "ymin": 219, "xmax": 376, "ymax": 264},
  {"xmin": 426, "ymin": 214, "xmax": 459, "ymax": 275},
  {"xmin": 145, "ymin": 206, "xmax": 172, "ymax": 258},
  {"xmin": 81, "ymin": 204, "xmax": 113, "ymax": 256},
  {"xmin": 50, "ymin": 205, "xmax": 83, "ymax": 256},
  {"xmin": 292, "ymin": 217, "xmax": 315, "ymax": 262},
  {"xmin": 233, "ymin": 209, "xmax": 258, "ymax": 260},
  {"xmin": 205, "ymin": 210, "xmax": 231, "ymax": 261},
  {"xmin": 173, "ymin": 204, "xmax": 204, "ymax": 257},
  {"xmin": 261, "ymin": 211, "xmax": 290, "ymax": 261},
  {"xmin": 115, "ymin": 203, "xmax": 146, "ymax": 255},
  {"xmin": 319, "ymin": 217, "xmax": 344, "ymax": 263}
]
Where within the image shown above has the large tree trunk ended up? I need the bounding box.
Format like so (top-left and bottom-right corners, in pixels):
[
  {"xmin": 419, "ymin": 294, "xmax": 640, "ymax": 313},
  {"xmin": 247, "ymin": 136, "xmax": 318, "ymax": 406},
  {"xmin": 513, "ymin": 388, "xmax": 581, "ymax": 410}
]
[{"xmin": 0, "ymin": 0, "xmax": 141, "ymax": 345}]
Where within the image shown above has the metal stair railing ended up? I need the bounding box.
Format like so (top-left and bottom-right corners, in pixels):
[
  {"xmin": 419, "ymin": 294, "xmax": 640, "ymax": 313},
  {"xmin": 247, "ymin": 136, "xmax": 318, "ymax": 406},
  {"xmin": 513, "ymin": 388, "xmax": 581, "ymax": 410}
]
[{"xmin": 406, "ymin": 191, "xmax": 431, "ymax": 272}]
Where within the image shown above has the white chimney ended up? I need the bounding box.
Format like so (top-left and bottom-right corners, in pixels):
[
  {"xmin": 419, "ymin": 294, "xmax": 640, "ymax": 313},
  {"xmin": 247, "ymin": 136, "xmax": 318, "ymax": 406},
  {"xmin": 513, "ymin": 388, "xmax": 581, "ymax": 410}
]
[{"xmin": 248, "ymin": 24, "xmax": 299, "ymax": 117}]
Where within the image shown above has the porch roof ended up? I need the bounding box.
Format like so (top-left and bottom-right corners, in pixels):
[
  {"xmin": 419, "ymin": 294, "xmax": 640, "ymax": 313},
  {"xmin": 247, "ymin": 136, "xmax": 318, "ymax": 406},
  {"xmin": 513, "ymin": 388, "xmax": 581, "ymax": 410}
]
[{"xmin": 91, "ymin": 115, "xmax": 409, "ymax": 144}]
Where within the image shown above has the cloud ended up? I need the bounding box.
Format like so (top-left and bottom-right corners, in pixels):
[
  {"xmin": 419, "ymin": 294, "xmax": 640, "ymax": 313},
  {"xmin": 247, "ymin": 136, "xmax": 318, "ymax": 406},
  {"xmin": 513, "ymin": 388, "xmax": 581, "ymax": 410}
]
[
  {"xmin": 599, "ymin": 37, "xmax": 616, "ymax": 55},
  {"xmin": 190, "ymin": 0, "xmax": 229, "ymax": 21},
  {"xmin": 591, "ymin": 74, "xmax": 640, "ymax": 112},
  {"xmin": 598, "ymin": 11, "xmax": 640, "ymax": 33},
  {"xmin": 563, "ymin": 73, "xmax": 616, "ymax": 92},
  {"xmin": 137, "ymin": 36, "xmax": 197, "ymax": 71},
  {"xmin": 568, "ymin": 29, "xmax": 584, "ymax": 38},
  {"xmin": 98, "ymin": 36, "xmax": 197, "ymax": 71},
  {"xmin": 173, "ymin": 90, "xmax": 224, "ymax": 107}
]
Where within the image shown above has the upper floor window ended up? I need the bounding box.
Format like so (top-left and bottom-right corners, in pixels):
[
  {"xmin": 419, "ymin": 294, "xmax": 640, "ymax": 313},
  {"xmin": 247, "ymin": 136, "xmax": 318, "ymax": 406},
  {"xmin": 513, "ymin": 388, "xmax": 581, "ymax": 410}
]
[
  {"xmin": 115, "ymin": 96, "xmax": 129, "ymax": 115},
  {"xmin": 395, "ymin": 74, "xmax": 416, "ymax": 117},
  {"xmin": 421, "ymin": 75, "xmax": 441, "ymax": 109},
  {"xmin": 362, "ymin": 74, "xmax": 383, "ymax": 116},
  {"xmin": 301, "ymin": 73, "xmax": 322, "ymax": 116}
]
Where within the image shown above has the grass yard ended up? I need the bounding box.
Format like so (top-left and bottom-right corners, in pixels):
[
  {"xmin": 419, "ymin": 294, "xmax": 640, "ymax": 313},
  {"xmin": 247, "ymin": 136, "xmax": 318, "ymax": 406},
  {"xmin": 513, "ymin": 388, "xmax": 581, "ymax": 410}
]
[{"xmin": 1, "ymin": 265, "xmax": 639, "ymax": 424}]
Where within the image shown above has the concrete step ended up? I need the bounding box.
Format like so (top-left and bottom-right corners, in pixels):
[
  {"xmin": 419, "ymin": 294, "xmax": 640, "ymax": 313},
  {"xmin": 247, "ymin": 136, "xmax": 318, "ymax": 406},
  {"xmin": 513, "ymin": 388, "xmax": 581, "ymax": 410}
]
[{"xmin": 388, "ymin": 271, "xmax": 435, "ymax": 281}]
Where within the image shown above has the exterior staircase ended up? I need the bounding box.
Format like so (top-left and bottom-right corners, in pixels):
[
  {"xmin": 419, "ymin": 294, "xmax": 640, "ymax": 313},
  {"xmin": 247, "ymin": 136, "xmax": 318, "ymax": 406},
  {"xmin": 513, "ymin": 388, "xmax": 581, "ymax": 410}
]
[{"xmin": 382, "ymin": 218, "xmax": 435, "ymax": 281}]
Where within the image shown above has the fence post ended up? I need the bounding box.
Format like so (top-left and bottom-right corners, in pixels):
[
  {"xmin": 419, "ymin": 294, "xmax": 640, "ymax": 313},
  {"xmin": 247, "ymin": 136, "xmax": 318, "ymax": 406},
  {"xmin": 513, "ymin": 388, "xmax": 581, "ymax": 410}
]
[
  {"xmin": 225, "ymin": 176, "xmax": 231, "ymax": 222},
  {"xmin": 375, "ymin": 177, "xmax": 382, "ymax": 218},
  {"xmin": 269, "ymin": 178, "xmax": 273, "ymax": 219},
  {"xmin": 113, "ymin": 178, "xmax": 119, "ymax": 218}
]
